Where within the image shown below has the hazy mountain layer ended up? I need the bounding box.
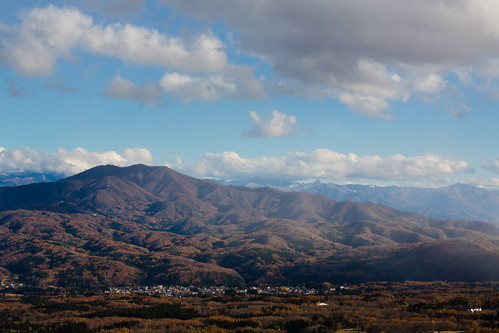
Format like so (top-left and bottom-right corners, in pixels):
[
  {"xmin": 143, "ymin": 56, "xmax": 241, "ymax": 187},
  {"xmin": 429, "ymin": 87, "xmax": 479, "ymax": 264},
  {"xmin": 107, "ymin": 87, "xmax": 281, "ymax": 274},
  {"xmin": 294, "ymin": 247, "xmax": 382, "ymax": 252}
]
[
  {"xmin": 0, "ymin": 172, "xmax": 64, "ymax": 187},
  {"xmin": 218, "ymin": 179, "xmax": 499, "ymax": 225}
]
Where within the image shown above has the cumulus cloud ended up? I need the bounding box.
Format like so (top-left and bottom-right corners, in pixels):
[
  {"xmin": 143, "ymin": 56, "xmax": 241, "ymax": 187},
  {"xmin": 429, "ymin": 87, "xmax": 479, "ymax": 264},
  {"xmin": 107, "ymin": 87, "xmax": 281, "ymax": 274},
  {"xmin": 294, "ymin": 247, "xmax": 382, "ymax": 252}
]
[
  {"xmin": 338, "ymin": 92, "xmax": 391, "ymax": 119},
  {"xmin": 167, "ymin": 149, "xmax": 473, "ymax": 182},
  {"xmin": 0, "ymin": 5, "xmax": 227, "ymax": 76},
  {"xmin": 0, "ymin": 147, "xmax": 153, "ymax": 176},
  {"xmin": 412, "ymin": 73, "xmax": 447, "ymax": 95},
  {"xmin": 243, "ymin": 110, "xmax": 300, "ymax": 138},
  {"xmin": 160, "ymin": 73, "xmax": 235, "ymax": 103},
  {"xmin": 85, "ymin": 26, "xmax": 226, "ymax": 73},
  {"xmin": 7, "ymin": 2, "xmax": 499, "ymax": 116},
  {"xmin": 167, "ymin": 0, "xmax": 499, "ymax": 117},
  {"xmin": 0, "ymin": 5, "xmax": 267, "ymax": 104},
  {"xmin": 103, "ymin": 73, "xmax": 162, "ymax": 104},
  {"xmin": 159, "ymin": 66, "xmax": 265, "ymax": 102},
  {"xmin": 0, "ymin": 6, "xmax": 93, "ymax": 76},
  {"xmin": 122, "ymin": 148, "xmax": 153, "ymax": 165}
]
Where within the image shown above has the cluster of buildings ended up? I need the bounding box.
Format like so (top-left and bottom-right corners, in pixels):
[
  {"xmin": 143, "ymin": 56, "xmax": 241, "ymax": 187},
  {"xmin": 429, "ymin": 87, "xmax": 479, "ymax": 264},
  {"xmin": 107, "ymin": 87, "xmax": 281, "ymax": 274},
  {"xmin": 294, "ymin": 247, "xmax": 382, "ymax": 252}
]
[
  {"xmin": 0, "ymin": 278, "xmax": 351, "ymax": 297},
  {"xmin": 105, "ymin": 285, "xmax": 328, "ymax": 297},
  {"xmin": 106, "ymin": 285, "xmax": 224, "ymax": 297}
]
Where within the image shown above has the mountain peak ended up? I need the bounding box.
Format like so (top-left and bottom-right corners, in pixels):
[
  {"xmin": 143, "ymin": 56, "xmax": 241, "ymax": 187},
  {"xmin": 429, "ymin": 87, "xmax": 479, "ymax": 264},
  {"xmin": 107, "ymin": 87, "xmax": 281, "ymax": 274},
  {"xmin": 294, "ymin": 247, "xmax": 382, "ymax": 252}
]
[
  {"xmin": 67, "ymin": 164, "xmax": 168, "ymax": 179},
  {"xmin": 1, "ymin": 164, "xmax": 498, "ymax": 287}
]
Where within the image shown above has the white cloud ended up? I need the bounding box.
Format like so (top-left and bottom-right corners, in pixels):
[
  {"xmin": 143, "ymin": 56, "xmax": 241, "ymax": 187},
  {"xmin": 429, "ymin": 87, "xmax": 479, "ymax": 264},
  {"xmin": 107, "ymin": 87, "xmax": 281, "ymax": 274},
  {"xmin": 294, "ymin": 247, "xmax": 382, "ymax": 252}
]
[
  {"xmin": 103, "ymin": 73, "xmax": 162, "ymax": 104},
  {"xmin": 243, "ymin": 110, "xmax": 300, "ymax": 138},
  {"xmin": 338, "ymin": 92, "xmax": 391, "ymax": 119},
  {"xmin": 159, "ymin": 66, "xmax": 265, "ymax": 102},
  {"xmin": 0, "ymin": 6, "xmax": 93, "ymax": 76},
  {"xmin": 0, "ymin": 5, "xmax": 227, "ymax": 76},
  {"xmin": 167, "ymin": 0, "xmax": 499, "ymax": 116},
  {"xmin": 0, "ymin": 147, "xmax": 153, "ymax": 176},
  {"xmin": 7, "ymin": 2, "xmax": 499, "ymax": 116},
  {"xmin": 85, "ymin": 25, "xmax": 226, "ymax": 73},
  {"xmin": 412, "ymin": 73, "xmax": 447, "ymax": 94},
  {"xmin": 122, "ymin": 148, "xmax": 153, "ymax": 165},
  {"xmin": 167, "ymin": 149, "xmax": 473, "ymax": 182},
  {"xmin": 159, "ymin": 73, "xmax": 234, "ymax": 103}
]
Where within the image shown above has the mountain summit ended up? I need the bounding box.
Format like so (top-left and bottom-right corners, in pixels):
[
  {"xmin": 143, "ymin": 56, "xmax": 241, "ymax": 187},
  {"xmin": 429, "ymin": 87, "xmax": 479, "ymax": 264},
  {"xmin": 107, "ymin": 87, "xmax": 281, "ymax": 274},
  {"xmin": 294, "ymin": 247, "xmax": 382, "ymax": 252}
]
[{"xmin": 0, "ymin": 164, "xmax": 498, "ymax": 288}]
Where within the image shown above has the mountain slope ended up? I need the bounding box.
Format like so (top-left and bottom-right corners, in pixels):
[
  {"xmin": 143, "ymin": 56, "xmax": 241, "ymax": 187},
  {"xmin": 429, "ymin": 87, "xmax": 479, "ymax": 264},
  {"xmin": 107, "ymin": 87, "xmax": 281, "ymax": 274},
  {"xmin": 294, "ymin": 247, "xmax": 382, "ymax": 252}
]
[
  {"xmin": 0, "ymin": 164, "xmax": 498, "ymax": 288},
  {"xmin": 285, "ymin": 181, "xmax": 499, "ymax": 224}
]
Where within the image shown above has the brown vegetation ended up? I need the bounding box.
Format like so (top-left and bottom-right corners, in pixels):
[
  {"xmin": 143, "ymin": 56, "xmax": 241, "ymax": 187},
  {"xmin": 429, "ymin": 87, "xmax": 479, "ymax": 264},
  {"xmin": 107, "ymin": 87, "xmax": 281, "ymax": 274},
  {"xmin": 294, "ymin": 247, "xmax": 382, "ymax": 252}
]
[
  {"xmin": 0, "ymin": 165, "xmax": 498, "ymax": 288},
  {"xmin": 0, "ymin": 282, "xmax": 498, "ymax": 332}
]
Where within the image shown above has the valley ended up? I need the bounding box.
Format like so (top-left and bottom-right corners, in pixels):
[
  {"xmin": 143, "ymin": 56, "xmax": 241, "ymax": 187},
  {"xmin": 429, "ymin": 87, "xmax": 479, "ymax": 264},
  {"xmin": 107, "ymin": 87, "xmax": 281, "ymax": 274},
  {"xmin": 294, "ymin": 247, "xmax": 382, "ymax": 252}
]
[{"xmin": 1, "ymin": 281, "xmax": 498, "ymax": 332}]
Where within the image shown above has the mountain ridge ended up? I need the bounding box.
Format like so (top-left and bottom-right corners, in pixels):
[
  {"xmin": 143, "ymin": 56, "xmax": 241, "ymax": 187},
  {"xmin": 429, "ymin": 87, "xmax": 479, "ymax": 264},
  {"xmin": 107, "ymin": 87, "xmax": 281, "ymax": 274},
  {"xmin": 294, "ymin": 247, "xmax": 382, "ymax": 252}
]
[
  {"xmin": 4, "ymin": 168, "xmax": 497, "ymax": 225},
  {"xmin": 217, "ymin": 178, "xmax": 499, "ymax": 224},
  {"xmin": 0, "ymin": 164, "xmax": 498, "ymax": 288}
]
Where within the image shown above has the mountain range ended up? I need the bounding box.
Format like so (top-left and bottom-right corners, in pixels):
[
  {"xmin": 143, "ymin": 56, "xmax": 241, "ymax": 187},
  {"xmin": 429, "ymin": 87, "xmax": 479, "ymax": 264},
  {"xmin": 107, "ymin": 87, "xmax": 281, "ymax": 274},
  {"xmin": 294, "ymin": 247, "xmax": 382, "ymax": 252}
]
[
  {"xmin": 0, "ymin": 172, "xmax": 64, "ymax": 187},
  {"xmin": 0, "ymin": 164, "xmax": 498, "ymax": 289},
  {"xmin": 217, "ymin": 179, "xmax": 499, "ymax": 225},
  {"xmin": 4, "ymin": 172, "xmax": 499, "ymax": 225}
]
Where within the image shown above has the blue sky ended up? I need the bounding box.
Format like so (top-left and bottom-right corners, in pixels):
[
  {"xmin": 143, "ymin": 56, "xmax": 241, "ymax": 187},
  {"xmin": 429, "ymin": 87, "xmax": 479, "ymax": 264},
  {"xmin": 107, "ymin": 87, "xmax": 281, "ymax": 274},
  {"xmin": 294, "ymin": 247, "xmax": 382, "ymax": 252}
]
[{"xmin": 1, "ymin": 0, "xmax": 499, "ymax": 189}]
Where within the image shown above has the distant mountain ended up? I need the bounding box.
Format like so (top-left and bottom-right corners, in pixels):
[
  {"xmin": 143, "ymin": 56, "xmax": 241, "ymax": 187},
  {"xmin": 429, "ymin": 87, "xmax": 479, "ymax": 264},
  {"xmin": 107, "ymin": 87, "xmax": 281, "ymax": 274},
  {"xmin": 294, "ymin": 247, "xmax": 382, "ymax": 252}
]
[
  {"xmin": 0, "ymin": 164, "xmax": 498, "ymax": 289},
  {"xmin": 0, "ymin": 172, "xmax": 64, "ymax": 187},
  {"xmin": 216, "ymin": 178, "xmax": 295, "ymax": 188},
  {"xmin": 215, "ymin": 179, "xmax": 499, "ymax": 225},
  {"xmin": 284, "ymin": 182, "xmax": 499, "ymax": 225}
]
